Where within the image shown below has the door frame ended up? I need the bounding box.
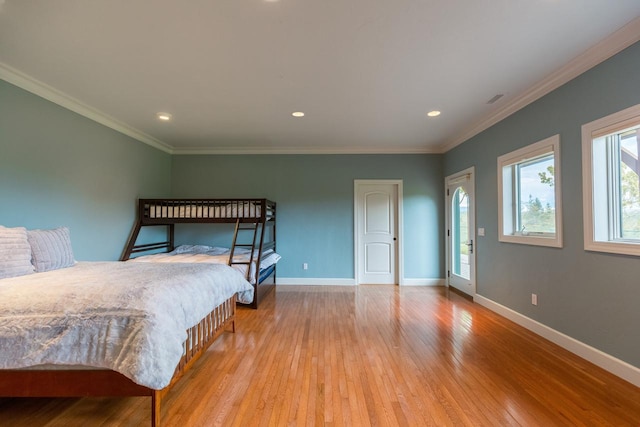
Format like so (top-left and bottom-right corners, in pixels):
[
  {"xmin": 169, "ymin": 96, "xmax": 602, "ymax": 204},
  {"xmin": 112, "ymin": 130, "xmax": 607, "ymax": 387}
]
[
  {"xmin": 445, "ymin": 167, "xmax": 476, "ymax": 296},
  {"xmin": 354, "ymin": 179, "xmax": 404, "ymax": 286}
]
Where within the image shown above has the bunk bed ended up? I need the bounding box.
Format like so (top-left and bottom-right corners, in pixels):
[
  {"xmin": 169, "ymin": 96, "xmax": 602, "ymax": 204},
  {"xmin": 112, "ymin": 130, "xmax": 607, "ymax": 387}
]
[{"xmin": 121, "ymin": 198, "xmax": 277, "ymax": 309}]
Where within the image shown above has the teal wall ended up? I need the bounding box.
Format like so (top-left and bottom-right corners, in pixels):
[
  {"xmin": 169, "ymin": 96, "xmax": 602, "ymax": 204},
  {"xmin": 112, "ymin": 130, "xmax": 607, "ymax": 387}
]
[
  {"xmin": 171, "ymin": 154, "xmax": 444, "ymax": 280},
  {"xmin": 0, "ymin": 80, "xmax": 172, "ymax": 260},
  {"xmin": 444, "ymin": 42, "xmax": 640, "ymax": 367}
]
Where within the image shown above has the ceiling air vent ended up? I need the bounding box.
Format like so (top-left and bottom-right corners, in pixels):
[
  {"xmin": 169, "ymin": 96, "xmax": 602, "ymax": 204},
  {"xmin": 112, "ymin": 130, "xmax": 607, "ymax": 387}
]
[{"xmin": 486, "ymin": 94, "xmax": 504, "ymax": 104}]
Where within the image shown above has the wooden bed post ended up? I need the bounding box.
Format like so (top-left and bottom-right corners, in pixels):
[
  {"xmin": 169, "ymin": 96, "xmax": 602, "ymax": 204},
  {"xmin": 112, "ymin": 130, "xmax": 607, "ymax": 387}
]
[
  {"xmin": 151, "ymin": 391, "xmax": 161, "ymax": 427},
  {"xmin": 169, "ymin": 223, "xmax": 175, "ymax": 252}
]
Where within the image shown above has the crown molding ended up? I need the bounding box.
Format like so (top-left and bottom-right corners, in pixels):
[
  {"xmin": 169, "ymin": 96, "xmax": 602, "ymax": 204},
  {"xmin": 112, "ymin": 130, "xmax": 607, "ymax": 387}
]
[
  {"xmin": 0, "ymin": 62, "xmax": 439, "ymax": 156},
  {"xmin": 5, "ymin": 16, "xmax": 638, "ymax": 157},
  {"xmin": 172, "ymin": 145, "xmax": 441, "ymax": 155},
  {"xmin": 0, "ymin": 62, "xmax": 174, "ymax": 154},
  {"xmin": 439, "ymin": 16, "xmax": 640, "ymax": 153}
]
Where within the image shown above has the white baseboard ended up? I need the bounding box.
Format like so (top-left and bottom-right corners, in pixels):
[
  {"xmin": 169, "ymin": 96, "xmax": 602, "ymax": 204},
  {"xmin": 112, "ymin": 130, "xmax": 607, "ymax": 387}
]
[
  {"xmin": 474, "ymin": 294, "xmax": 640, "ymax": 388},
  {"xmin": 277, "ymin": 278, "xmax": 356, "ymax": 286},
  {"xmin": 277, "ymin": 278, "xmax": 445, "ymax": 286},
  {"xmin": 401, "ymin": 278, "xmax": 445, "ymax": 286}
]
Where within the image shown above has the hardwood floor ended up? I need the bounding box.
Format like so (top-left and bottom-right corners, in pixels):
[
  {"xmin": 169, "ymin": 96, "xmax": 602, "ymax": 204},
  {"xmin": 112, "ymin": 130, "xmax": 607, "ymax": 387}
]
[{"xmin": 1, "ymin": 285, "xmax": 639, "ymax": 426}]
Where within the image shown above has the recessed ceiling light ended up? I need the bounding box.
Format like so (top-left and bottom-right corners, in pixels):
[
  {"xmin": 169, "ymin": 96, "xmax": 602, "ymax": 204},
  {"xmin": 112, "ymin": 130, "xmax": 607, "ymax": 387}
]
[
  {"xmin": 157, "ymin": 112, "xmax": 172, "ymax": 121},
  {"xmin": 427, "ymin": 110, "xmax": 441, "ymax": 117},
  {"xmin": 292, "ymin": 111, "xmax": 305, "ymax": 117}
]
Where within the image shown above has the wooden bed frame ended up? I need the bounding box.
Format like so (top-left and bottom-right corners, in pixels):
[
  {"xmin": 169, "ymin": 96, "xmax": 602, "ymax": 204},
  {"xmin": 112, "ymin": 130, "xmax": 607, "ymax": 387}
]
[
  {"xmin": 121, "ymin": 198, "xmax": 277, "ymax": 309},
  {"xmin": 0, "ymin": 294, "xmax": 237, "ymax": 427}
]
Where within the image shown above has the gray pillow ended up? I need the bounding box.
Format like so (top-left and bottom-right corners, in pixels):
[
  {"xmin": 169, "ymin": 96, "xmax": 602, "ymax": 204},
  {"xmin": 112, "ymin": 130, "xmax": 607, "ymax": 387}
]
[
  {"xmin": 0, "ymin": 226, "xmax": 36, "ymax": 279},
  {"xmin": 27, "ymin": 227, "xmax": 75, "ymax": 272}
]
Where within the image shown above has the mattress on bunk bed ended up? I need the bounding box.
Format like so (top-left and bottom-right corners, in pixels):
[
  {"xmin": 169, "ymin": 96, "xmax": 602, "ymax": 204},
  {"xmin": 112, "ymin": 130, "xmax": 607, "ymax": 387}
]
[
  {"xmin": 148, "ymin": 202, "xmax": 262, "ymax": 219},
  {"xmin": 131, "ymin": 245, "xmax": 281, "ymax": 285},
  {"xmin": 0, "ymin": 261, "xmax": 253, "ymax": 390}
]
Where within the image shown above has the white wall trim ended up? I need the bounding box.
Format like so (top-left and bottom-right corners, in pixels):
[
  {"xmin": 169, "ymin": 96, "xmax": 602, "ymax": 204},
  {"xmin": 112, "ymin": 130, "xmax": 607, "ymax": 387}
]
[
  {"xmin": 278, "ymin": 277, "xmax": 444, "ymax": 286},
  {"xmin": 277, "ymin": 278, "xmax": 356, "ymax": 286},
  {"xmin": 401, "ymin": 278, "xmax": 445, "ymax": 286},
  {"xmin": 173, "ymin": 146, "xmax": 440, "ymax": 155},
  {"xmin": 440, "ymin": 16, "xmax": 640, "ymax": 153},
  {"xmin": 474, "ymin": 294, "xmax": 640, "ymax": 388},
  {"xmin": 0, "ymin": 61, "xmax": 174, "ymax": 154},
  {"xmin": 0, "ymin": 61, "xmax": 438, "ymax": 156}
]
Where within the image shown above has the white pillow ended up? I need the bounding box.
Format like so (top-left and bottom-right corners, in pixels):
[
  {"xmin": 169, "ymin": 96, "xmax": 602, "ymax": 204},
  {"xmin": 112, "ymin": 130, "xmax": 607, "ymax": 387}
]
[
  {"xmin": 27, "ymin": 227, "xmax": 75, "ymax": 272},
  {"xmin": 0, "ymin": 226, "xmax": 36, "ymax": 279}
]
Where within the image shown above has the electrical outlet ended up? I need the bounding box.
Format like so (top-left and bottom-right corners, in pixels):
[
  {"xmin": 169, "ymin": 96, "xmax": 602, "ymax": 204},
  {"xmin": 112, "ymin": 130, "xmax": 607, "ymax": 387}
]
[
  {"xmin": 303, "ymin": 263, "xmax": 308, "ymax": 270},
  {"xmin": 531, "ymin": 293, "xmax": 538, "ymax": 306}
]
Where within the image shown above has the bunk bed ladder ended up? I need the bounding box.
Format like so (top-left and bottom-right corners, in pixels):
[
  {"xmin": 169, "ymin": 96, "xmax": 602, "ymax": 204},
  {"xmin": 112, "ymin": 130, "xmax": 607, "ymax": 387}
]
[
  {"xmin": 121, "ymin": 219, "xmax": 142, "ymax": 261},
  {"xmin": 229, "ymin": 219, "xmax": 262, "ymax": 282}
]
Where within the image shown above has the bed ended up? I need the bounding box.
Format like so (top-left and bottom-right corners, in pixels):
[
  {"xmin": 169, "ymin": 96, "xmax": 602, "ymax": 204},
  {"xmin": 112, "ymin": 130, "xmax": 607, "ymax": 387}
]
[
  {"xmin": 121, "ymin": 199, "xmax": 278, "ymax": 309},
  {"xmin": 131, "ymin": 244, "xmax": 281, "ymax": 285},
  {"xmin": 0, "ymin": 226, "xmax": 254, "ymax": 427}
]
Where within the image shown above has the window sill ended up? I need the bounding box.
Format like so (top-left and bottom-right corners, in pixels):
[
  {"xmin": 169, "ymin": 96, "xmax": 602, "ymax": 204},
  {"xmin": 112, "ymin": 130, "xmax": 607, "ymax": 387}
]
[
  {"xmin": 584, "ymin": 240, "xmax": 640, "ymax": 257},
  {"xmin": 499, "ymin": 234, "xmax": 563, "ymax": 248}
]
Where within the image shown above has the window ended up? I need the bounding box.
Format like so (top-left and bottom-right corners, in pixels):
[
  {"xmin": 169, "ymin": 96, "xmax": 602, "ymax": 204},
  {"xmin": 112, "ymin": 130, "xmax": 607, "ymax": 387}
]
[
  {"xmin": 498, "ymin": 135, "xmax": 562, "ymax": 247},
  {"xmin": 582, "ymin": 104, "xmax": 640, "ymax": 256}
]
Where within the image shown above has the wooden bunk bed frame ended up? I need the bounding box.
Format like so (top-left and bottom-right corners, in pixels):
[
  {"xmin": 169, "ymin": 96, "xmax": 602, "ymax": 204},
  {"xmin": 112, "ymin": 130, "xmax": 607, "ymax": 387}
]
[
  {"xmin": 121, "ymin": 198, "xmax": 277, "ymax": 309},
  {"xmin": 0, "ymin": 294, "xmax": 237, "ymax": 427}
]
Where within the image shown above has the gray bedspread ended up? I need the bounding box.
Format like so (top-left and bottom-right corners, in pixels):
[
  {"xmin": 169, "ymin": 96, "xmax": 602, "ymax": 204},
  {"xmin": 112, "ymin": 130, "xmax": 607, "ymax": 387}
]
[{"xmin": 0, "ymin": 261, "xmax": 253, "ymax": 389}]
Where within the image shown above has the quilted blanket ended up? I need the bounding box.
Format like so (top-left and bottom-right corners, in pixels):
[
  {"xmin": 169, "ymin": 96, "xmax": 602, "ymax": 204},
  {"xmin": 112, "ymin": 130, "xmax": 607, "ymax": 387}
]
[
  {"xmin": 131, "ymin": 245, "xmax": 281, "ymax": 284},
  {"xmin": 0, "ymin": 261, "xmax": 253, "ymax": 389}
]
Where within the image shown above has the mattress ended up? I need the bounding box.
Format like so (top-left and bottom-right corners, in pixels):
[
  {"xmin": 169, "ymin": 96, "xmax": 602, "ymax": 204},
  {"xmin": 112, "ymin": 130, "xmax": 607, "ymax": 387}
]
[
  {"xmin": 0, "ymin": 261, "xmax": 253, "ymax": 389},
  {"xmin": 131, "ymin": 245, "xmax": 281, "ymax": 284}
]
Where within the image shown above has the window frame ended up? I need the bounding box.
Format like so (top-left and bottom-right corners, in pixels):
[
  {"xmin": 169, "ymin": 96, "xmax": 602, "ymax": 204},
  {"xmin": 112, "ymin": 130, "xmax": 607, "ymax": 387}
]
[
  {"xmin": 582, "ymin": 104, "xmax": 640, "ymax": 256},
  {"xmin": 497, "ymin": 134, "xmax": 563, "ymax": 248}
]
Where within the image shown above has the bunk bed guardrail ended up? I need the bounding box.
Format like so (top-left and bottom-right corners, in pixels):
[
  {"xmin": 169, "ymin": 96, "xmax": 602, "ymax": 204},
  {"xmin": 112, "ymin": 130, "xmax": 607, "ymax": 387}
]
[{"xmin": 140, "ymin": 198, "xmax": 275, "ymax": 224}]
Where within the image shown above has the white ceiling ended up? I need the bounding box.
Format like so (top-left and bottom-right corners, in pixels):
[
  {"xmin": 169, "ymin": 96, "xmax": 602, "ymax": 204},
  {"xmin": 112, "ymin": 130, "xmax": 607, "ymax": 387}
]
[{"xmin": 1, "ymin": 1, "xmax": 639, "ymax": 154}]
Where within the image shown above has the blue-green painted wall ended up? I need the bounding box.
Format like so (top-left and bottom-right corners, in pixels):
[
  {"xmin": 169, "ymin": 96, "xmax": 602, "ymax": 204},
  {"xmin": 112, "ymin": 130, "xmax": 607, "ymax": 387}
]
[
  {"xmin": 0, "ymin": 80, "xmax": 172, "ymax": 260},
  {"xmin": 444, "ymin": 42, "xmax": 640, "ymax": 368},
  {"xmin": 170, "ymin": 154, "xmax": 444, "ymax": 280}
]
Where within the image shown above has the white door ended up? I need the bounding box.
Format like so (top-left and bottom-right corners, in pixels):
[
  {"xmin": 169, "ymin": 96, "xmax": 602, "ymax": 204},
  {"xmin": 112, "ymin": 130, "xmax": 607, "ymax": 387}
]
[
  {"xmin": 355, "ymin": 181, "xmax": 400, "ymax": 285},
  {"xmin": 446, "ymin": 168, "xmax": 476, "ymax": 296}
]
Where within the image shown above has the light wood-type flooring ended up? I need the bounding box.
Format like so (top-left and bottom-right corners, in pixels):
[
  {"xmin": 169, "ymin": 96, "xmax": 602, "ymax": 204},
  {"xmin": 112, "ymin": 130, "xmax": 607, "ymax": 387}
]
[{"xmin": 1, "ymin": 285, "xmax": 639, "ymax": 426}]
